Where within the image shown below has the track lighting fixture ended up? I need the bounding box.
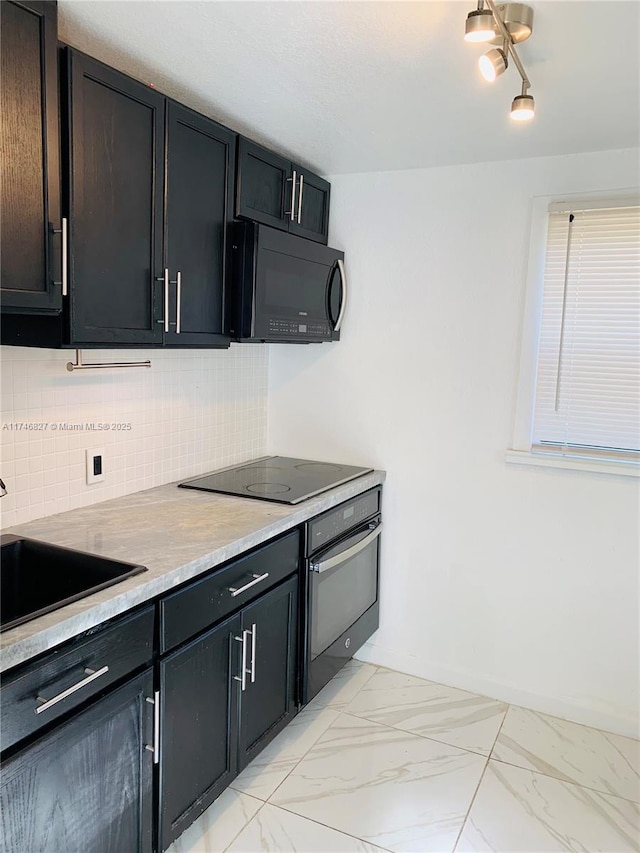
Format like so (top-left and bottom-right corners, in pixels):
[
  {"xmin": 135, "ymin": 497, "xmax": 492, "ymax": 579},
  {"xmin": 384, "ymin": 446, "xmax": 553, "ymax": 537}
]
[
  {"xmin": 464, "ymin": 1, "xmax": 535, "ymax": 121},
  {"xmin": 479, "ymin": 47, "xmax": 508, "ymax": 82},
  {"xmin": 511, "ymin": 91, "xmax": 535, "ymax": 121},
  {"xmin": 464, "ymin": 5, "xmax": 496, "ymax": 43}
]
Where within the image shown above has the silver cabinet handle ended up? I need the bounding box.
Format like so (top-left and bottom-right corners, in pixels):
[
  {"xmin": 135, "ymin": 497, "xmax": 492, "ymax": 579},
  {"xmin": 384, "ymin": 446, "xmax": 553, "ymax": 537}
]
[
  {"xmin": 234, "ymin": 630, "xmax": 251, "ymax": 691},
  {"xmin": 144, "ymin": 690, "xmax": 160, "ymax": 764},
  {"xmin": 155, "ymin": 269, "xmax": 170, "ymax": 332},
  {"xmin": 334, "ymin": 259, "xmax": 348, "ymax": 332},
  {"xmin": 288, "ymin": 170, "xmax": 297, "ymax": 220},
  {"xmin": 176, "ymin": 271, "xmax": 182, "ymax": 334},
  {"xmin": 297, "ymin": 174, "xmax": 304, "ymax": 224},
  {"xmin": 228, "ymin": 572, "xmax": 269, "ymax": 598},
  {"xmin": 52, "ymin": 218, "xmax": 68, "ymax": 296},
  {"xmin": 35, "ymin": 665, "xmax": 109, "ymax": 714},
  {"xmin": 311, "ymin": 523, "xmax": 382, "ymax": 574},
  {"xmin": 61, "ymin": 218, "xmax": 68, "ymax": 296},
  {"xmin": 250, "ymin": 623, "xmax": 257, "ymax": 683},
  {"xmin": 163, "ymin": 268, "xmax": 169, "ymax": 333},
  {"xmin": 156, "ymin": 270, "xmax": 181, "ymax": 332}
]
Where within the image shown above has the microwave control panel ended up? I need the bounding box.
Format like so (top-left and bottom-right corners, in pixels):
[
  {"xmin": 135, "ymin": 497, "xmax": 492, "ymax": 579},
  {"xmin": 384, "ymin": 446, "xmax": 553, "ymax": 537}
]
[{"xmin": 268, "ymin": 319, "xmax": 330, "ymax": 338}]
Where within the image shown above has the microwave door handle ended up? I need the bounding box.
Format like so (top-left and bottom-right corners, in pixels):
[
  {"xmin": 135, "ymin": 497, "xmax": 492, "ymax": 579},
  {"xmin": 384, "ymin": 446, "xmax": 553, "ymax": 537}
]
[
  {"xmin": 326, "ymin": 262, "xmax": 337, "ymax": 331},
  {"xmin": 334, "ymin": 259, "xmax": 348, "ymax": 332},
  {"xmin": 311, "ymin": 523, "xmax": 382, "ymax": 574}
]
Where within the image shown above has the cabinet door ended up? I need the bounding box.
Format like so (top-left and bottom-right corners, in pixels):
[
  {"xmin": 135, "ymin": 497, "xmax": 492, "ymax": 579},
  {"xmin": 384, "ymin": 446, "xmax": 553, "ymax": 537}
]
[
  {"xmin": 0, "ymin": 669, "xmax": 154, "ymax": 853},
  {"xmin": 164, "ymin": 103, "xmax": 234, "ymax": 347},
  {"xmin": 0, "ymin": 0, "xmax": 61, "ymax": 312},
  {"xmin": 159, "ymin": 612, "xmax": 241, "ymax": 851},
  {"xmin": 65, "ymin": 49, "xmax": 164, "ymax": 345},
  {"xmin": 236, "ymin": 138, "xmax": 292, "ymax": 232},
  {"xmin": 289, "ymin": 166, "xmax": 330, "ymax": 245},
  {"xmin": 238, "ymin": 575, "xmax": 298, "ymax": 771}
]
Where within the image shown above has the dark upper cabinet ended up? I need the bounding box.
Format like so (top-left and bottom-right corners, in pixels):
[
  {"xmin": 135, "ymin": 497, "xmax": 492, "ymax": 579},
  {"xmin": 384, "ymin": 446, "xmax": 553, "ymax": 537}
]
[
  {"xmin": 159, "ymin": 612, "xmax": 241, "ymax": 851},
  {"xmin": 1, "ymin": 11, "xmax": 332, "ymax": 347},
  {"xmin": 236, "ymin": 138, "xmax": 330, "ymax": 245},
  {"xmin": 164, "ymin": 103, "xmax": 235, "ymax": 347},
  {"xmin": 236, "ymin": 138, "xmax": 292, "ymax": 232},
  {"xmin": 0, "ymin": 0, "xmax": 62, "ymax": 313},
  {"xmin": 65, "ymin": 49, "xmax": 165, "ymax": 346},
  {"xmin": 0, "ymin": 670, "xmax": 154, "ymax": 853},
  {"xmin": 238, "ymin": 574, "xmax": 298, "ymax": 771},
  {"xmin": 289, "ymin": 166, "xmax": 330, "ymax": 245}
]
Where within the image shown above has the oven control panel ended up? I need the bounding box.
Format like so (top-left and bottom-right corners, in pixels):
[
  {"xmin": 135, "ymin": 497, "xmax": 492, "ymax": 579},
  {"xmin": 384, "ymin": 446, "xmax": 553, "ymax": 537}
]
[{"xmin": 307, "ymin": 488, "xmax": 381, "ymax": 554}]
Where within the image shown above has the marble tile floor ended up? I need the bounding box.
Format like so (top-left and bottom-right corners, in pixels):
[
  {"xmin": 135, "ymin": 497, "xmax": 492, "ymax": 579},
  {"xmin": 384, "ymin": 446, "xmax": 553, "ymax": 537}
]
[{"xmin": 167, "ymin": 661, "xmax": 640, "ymax": 853}]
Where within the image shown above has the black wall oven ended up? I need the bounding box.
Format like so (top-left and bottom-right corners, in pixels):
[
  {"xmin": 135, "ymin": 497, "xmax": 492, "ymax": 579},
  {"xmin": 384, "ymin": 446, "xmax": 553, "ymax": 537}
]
[
  {"xmin": 302, "ymin": 487, "xmax": 382, "ymax": 704},
  {"xmin": 230, "ymin": 222, "xmax": 346, "ymax": 343}
]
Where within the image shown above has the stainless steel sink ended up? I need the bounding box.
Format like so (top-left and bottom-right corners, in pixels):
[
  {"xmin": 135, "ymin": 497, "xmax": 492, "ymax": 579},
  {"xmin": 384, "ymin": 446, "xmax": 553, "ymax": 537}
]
[{"xmin": 0, "ymin": 535, "xmax": 147, "ymax": 632}]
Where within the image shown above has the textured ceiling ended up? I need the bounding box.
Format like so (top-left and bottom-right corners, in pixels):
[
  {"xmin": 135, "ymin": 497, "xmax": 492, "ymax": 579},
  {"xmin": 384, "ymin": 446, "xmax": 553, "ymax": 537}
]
[{"xmin": 59, "ymin": 1, "xmax": 640, "ymax": 175}]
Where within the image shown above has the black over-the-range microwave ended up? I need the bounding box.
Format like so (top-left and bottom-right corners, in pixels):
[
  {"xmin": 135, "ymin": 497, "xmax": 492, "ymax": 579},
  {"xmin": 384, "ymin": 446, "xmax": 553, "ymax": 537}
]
[{"xmin": 230, "ymin": 222, "xmax": 347, "ymax": 343}]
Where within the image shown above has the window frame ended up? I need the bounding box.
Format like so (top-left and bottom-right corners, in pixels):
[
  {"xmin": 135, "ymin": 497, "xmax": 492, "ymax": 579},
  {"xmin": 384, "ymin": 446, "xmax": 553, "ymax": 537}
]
[{"xmin": 507, "ymin": 190, "xmax": 640, "ymax": 478}]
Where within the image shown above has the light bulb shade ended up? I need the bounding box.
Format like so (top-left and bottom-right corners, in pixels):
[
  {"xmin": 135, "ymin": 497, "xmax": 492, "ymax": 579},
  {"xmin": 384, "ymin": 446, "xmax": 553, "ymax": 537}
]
[
  {"xmin": 510, "ymin": 93, "xmax": 535, "ymax": 120},
  {"xmin": 478, "ymin": 48, "xmax": 508, "ymax": 82},
  {"xmin": 464, "ymin": 10, "xmax": 496, "ymax": 43}
]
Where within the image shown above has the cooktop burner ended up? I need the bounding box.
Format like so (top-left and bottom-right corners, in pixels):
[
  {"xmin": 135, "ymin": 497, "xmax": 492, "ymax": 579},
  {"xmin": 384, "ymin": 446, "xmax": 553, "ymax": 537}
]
[{"xmin": 179, "ymin": 456, "xmax": 373, "ymax": 504}]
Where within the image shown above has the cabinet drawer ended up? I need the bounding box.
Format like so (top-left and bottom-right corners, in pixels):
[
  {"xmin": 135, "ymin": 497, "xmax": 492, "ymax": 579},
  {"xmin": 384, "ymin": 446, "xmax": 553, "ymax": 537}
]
[
  {"xmin": 0, "ymin": 605, "xmax": 154, "ymax": 753},
  {"xmin": 160, "ymin": 530, "xmax": 300, "ymax": 654}
]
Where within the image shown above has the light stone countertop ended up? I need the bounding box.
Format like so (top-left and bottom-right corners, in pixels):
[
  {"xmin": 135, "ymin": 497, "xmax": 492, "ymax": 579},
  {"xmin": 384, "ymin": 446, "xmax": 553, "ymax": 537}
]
[{"xmin": 0, "ymin": 470, "xmax": 385, "ymax": 673}]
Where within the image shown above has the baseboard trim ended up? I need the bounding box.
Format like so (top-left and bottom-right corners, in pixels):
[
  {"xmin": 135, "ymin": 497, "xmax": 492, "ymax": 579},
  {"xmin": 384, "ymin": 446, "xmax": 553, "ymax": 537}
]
[{"xmin": 354, "ymin": 642, "xmax": 639, "ymax": 740}]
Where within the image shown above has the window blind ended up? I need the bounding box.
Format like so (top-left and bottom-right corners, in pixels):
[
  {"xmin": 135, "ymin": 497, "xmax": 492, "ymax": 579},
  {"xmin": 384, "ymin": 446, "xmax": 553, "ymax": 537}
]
[{"xmin": 532, "ymin": 202, "xmax": 640, "ymax": 460}]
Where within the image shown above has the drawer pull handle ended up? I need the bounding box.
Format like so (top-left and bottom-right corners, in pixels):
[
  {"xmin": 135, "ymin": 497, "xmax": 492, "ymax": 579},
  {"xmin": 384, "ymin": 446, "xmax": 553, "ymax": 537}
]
[
  {"xmin": 228, "ymin": 572, "xmax": 269, "ymax": 598},
  {"xmin": 35, "ymin": 665, "xmax": 110, "ymax": 715}
]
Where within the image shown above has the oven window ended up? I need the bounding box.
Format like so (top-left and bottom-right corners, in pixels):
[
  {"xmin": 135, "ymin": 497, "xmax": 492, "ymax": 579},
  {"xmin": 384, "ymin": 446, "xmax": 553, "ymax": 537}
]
[{"xmin": 311, "ymin": 536, "xmax": 379, "ymax": 659}]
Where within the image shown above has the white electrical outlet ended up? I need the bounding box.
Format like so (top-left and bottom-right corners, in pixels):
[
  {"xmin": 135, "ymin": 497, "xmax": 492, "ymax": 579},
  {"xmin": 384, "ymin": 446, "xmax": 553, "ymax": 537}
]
[{"xmin": 86, "ymin": 448, "xmax": 105, "ymax": 485}]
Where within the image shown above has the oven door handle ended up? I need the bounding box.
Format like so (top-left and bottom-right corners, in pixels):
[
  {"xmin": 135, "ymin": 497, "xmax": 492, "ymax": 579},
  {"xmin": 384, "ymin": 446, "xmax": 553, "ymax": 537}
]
[{"xmin": 310, "ymin": 522, "xmax": 382, "ymax": 574}]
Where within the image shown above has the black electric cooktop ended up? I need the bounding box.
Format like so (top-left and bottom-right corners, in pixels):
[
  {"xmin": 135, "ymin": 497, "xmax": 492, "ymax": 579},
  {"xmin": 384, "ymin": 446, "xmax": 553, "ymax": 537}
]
[{"xmin": 179, "ymin": 456, "xmax": 373, "ymax": 505}]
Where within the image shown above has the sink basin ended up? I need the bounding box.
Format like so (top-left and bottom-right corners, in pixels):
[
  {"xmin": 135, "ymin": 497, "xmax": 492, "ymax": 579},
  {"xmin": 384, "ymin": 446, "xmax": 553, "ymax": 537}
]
[{"xmin": 0, "ymin": 535, "xmax": 147, "ymax": 632}]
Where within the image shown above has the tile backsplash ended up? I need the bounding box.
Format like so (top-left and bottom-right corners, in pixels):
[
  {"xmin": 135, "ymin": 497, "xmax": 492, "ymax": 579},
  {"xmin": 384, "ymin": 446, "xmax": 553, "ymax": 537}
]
[{"xmin": 0, "ymin": 345, "xmax": 268, "ymax": 528}]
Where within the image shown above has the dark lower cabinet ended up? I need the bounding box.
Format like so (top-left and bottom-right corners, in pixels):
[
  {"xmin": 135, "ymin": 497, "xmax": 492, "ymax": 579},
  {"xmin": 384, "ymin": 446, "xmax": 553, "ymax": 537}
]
[
  {"xmin": 65, "ymin": 49, "xmax": 165, "ymax": 346},
  {"xmin": 159, "ymin": 612, "xmax": 241, "ymax": 851},
  {"xmin": 0, "ymin": 0, "xmax": 61, "ymax": 313},
  {"xmin": 158, "ymin": 573, "xmax": 299, "ymax": 851},
  {"xmin": 0, "ymin": 537, "xmax": 302, "ymax": 853},
  {"xmin": 0, "ymin": 669, "xmax": 154, "ymax": 853},
  {"xmin": 238, "ymin": 575, "xmax": 298, "ymax": 770}
]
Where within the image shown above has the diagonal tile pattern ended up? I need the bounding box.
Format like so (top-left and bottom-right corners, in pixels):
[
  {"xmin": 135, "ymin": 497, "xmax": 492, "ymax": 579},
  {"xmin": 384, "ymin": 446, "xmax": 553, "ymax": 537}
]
[
  {"xmin": 165, "ymin": 788, "xmax": 262, "ymax": 853},
  {"xmin": 227, "ymin": 803, "xmax": 390, "ymax": 852},
  {"xmin": 270, "ymin": 712, "xmax": 486, "ymax": 852},
  {"xmin": 306, "ymin": 659, "xmax": 378, "ymax": 710},
  {"xmin": 231, "ymin": 705, "xmax": 340, "ymax": 801},
  {"xmin": 492, "ymin": 705, "xmax": 640, "ymax": 803},
  {"xmin": 457, "ymin": 760, "xmax": 640, "ymax": 852},
  {"xmin": 170, "ymin": 661, "xmax": 640, "ymax": 853},
  {"xmin": 345, "ymin": 668, "xmax": 507, "ymax": 755}
]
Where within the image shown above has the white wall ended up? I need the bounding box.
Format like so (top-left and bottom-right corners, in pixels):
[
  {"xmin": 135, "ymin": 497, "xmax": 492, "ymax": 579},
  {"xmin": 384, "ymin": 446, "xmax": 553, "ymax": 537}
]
[
  {"xmin": 268, "ymin": 147, "xmax": 640, "ymax": 738},
  {"xmin": 0, "ymin": 345, "xmax": 268, "ymax": 528}
]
